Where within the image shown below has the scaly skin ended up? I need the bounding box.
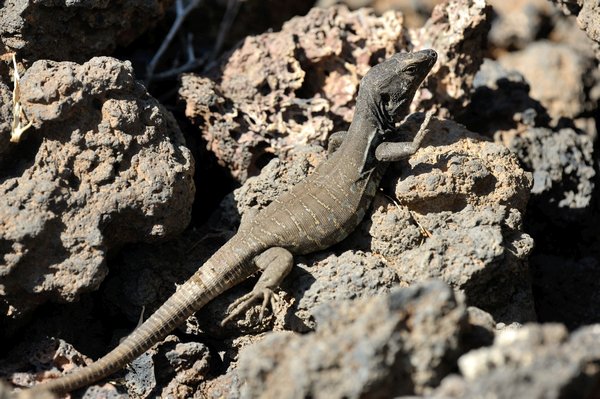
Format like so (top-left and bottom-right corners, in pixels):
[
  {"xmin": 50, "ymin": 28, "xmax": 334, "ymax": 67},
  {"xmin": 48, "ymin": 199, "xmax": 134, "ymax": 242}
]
[{"xmin": 26, "ymin": 49, "xmax": 437, "ymax": 395}]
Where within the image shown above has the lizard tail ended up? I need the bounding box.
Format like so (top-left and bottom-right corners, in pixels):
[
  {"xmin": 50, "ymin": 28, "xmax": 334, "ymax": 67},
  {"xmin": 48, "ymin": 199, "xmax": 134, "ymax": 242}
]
[
  {"xmin": 25, "ymin": 238, "xmax": 256, "ymax": 395},
  {"xmin": 26, "ymin": 278, "xmax": 208, "ymax": 395}
]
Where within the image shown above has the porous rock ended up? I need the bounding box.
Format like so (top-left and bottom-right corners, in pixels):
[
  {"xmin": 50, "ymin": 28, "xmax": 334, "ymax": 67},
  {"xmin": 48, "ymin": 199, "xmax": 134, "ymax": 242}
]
[
  {"xmin": 0, "ymin": 0, "xmax": 173, "ymax": 63},
  {"xmin": 103, "ymin": 145, "xmax": 398, "ymax": 337},
  {"xmin": 233, "ymin": 281, "xmax": 467, "ymax": 398},
  {"xmin": 315, "ymin": 0, "xmax": 441, "ymax": 28},
  {"xmin": 364, "ymin": 118, "xmax": 534, "ymax": 323},
  {"xmin": 498, "ymin": 41, "xmax": 596, "ymax": 120},
  {"xmin": 180, "ymin": 5, "xmax": 408, "ymax": 182},
  {"xmin": 124, "ymin": 335, "xmax": 211, "ymax": 399},
  {"xmin": 180, "ymin": 0, "xmax": 491, "ymax": 181},
  {"xmin": 497, "ymin": 125, "xmax": 595, "ymax": 210},
  {"xmin": 551, "ymin": 0, "xmax": 600, "ymax": 60},
  {"xmin": 463, "ymin": 57, "xmax": 596, "ymax": 214},
  {"xmin": 0, "ymin": 336, "xmax": 120, "ymax": 396},
  {"xmin": 462, "ymin": 49, "xmax": 599, "ymax": 330},
  {"xmin": 486, "ymin": 0, "xmax": 566, "ymax": 50},
  {"xmin": 0, "ymin": 57, "xmax": 194, "ymax": 319},
  {"xmin": 0, "ymin": 81, "xmax": 13, "ymax": 159},
  {"xmin": 433, "ymin": 324, "xmax": 600, "ymax": 398},
  {"xmin": 410, "ymin": 0, "xmax": 492, "ymax": 114}
]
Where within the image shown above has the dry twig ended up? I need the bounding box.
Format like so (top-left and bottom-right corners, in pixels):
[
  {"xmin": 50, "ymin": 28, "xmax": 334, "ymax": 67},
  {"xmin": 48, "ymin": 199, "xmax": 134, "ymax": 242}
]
[{"xmin": 10, "ymin": 54, "xmax": 32, "ymax": 143}]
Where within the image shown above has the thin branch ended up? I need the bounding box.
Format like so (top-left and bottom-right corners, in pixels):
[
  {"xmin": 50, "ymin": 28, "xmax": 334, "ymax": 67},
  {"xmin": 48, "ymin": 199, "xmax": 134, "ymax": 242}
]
[
  {"xmin": 145, "ymin": 0, "xmax": 202, "ymax": 85},
  {"xmin": 10, "ymin": 54, "xmax": 33, "ymax": 143},
  {"xmin": 204, "ymin": 0, "xmax": 242, "ymax": 71}
]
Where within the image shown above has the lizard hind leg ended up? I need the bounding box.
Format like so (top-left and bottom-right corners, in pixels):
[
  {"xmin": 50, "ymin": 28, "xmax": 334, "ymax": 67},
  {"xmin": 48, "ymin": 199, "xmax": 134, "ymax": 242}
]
[{"xmin": 221, "ymin": 247, "xmax": 293, "ymax": 325}]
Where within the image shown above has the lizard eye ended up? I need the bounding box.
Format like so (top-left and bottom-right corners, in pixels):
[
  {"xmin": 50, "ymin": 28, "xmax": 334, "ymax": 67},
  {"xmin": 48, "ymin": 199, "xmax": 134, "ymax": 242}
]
[{"xmin": 404, "ymin": 64, "xmax": 418, "ymax": 74}]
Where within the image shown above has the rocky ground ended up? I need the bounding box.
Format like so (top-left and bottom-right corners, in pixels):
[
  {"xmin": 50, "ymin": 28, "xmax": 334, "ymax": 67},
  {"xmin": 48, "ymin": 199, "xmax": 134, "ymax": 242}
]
[{"xmin": 0, "ymin": 0, "xmax": 599, "ymax": 398}]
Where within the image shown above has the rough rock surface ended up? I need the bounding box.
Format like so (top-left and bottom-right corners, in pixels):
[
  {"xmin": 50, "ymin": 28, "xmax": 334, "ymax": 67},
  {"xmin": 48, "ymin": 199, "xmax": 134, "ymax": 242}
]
[
  {"xmin": 0, "ymin": 337, "xmax": 104, "ymax": 394},
  {"xmin": 102, "ymin": 145, "xmax": 399, "ymax": 335},
  {"xmin": 497, "ymin": 126, "xmax": 595, "ymax": 210},
  {"xmin": 0, "ymin": 81, "xmax": 13, "ymax": 159},
  {"xmin": 464, "ymin": 58, "xmax": 596, "ymax": 212},
  {"xmin": 366, "ymin": 118, "xmax": 534, "ymax": 323},
  {"xmin": 8, "ymin": 1, "xmax": 598, "ymax": 398},
  {"xmin": 461, "ymin": 53, "xmax": 600, "ymax": 329},
  {"xmin": 0, "ymin": 0, "xmax": 173, "ymax": 63},
  {"xmin": 462, "ymin": 58, "xmax": 550, "ymax": 134},
  {"xmin": 498, "ymin": 41, "xmax": 596, "ymax": 120},
  {"xmin": 315, "ymin": 0, "xmax": 442, "ymax": 28},
  {"xmin": 0, "ymin": 57, "xmax": 194, "ymax": 319},
  {"xmin": 410, "ymin": 0, "xmax": 491, "ymax": 114},
  {"xmin": 98, "ymin": 112, "xmax": 534, "ymax": 396},
  {"xmin": 124, "ymin": 335, "xmax": 211, "ymax": 399},
  {"xmin": 551, "ymin": 0, "xmax": 600, "ymax": 59},
  {"xmin": 231, "ymin": 281, "xmax": 467, "ymax": 399},
  {"xmin": 180, "ymin": 0, "xmax": 491, "ymax": 181},
  {"xmin": 433, "ymin": 324, "xmax": 600, "ymax": 398},
  {"xmin": 487, "ymin": 0, "xmax": 556, "ymax": 50}
]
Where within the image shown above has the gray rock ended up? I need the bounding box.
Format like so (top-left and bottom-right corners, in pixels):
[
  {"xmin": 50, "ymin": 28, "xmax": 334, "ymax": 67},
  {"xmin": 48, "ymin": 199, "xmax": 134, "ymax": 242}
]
[
  {"xmin": 287, "ymin": 250, "xmax": 399, "ymax": 331},
  {"xmin": 551, "ymin": 0, "xmax": 600, "ymax": 60},
  {"xmin": 499, "ymin": 126, "xmax": 595, "ymax": 210},
  {"xmin": 235, "ymin": 281, "xmax": 467, "ymax": 399},
  {"xmin": 0, "ymin": 0, "xmax": 173, "ymax": 63},
  {"xmin": 433, "ymin": 323, "xmax": 600, "ymax": 398},
  {"xmin": 0, "ymin": 57, "xmax": 194, "ymax": 319},
  {"xmin": 498, "ymin": 41, "xmax": 596, "ymax": 120},
  {"xmin": 180, "ymin": 0, "xmax": 491, "ymax": 182},
  {"xmin": 464, "ymin": 58, "xmax": 550, "ymax": 134},
  {"xmin": 373, "ymin": 119, "xmax": 534, "ymax": 323}
]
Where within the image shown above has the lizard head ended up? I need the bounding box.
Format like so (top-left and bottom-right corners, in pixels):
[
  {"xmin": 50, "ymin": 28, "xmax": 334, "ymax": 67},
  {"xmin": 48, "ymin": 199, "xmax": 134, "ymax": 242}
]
[{"xmin": 357, "ymin": 49, "xmax": 437, "ymax": 131}]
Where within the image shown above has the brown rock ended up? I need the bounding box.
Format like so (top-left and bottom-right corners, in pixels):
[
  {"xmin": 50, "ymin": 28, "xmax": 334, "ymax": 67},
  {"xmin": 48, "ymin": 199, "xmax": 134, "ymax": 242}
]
[
  {"xmin": 315, "ymin": 0, "xmax": 443, "ymax": 28},
  {"xmin": 231, "ymin": 281, "xmax": 467, "ymax": 398},
  {"xmin": 180, "ymin": 5, "xmax": 408, "ymax": 181},
  {"xmin": 551, "ymin": 0, "xmax": 600, "ymax": 60},
  {"xmin": 433, "ymin": 323, "xmax": 600, "ymax": 398},
  {"xmin": 498, "ymin": 41, "xmax": 595, "ymax": 120},
  {"xmin": 180, "ymin": 1, "xmax": 491, "ymax": 181},
  {"xmin": 411, "ymin": 0, "xmax": 492, "ymax": 113},
  {"xmin": 365, "ymin": 118, "xmax": 534, "ymax": 323},
  {"xmin": 0, "ymin": 0, "xmax": 173, "ymax": 63},
  {"xmin": 0, "ymin": 57, "xmax": 194, "ymax": 319}
]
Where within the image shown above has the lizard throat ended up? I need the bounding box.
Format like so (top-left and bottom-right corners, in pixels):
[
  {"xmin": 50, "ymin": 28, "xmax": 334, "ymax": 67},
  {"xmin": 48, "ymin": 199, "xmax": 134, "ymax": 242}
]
[
  {"xmin": 376, "ymin": 98, "xmax": 407, "ymax": 133},
  {"xmin": 376, "ymin": 101, "xmax": 394, "ymax": 132}
]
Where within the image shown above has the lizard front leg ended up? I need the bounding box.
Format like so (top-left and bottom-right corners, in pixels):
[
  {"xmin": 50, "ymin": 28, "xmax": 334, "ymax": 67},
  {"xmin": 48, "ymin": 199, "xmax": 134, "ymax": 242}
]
[
  {"xmin": 375, "ymin": 109, "xmax": 434, "ymax": 162},
  {"xmin": 221, "ymin": 247, "xmax": 293, "ymax": 325}
]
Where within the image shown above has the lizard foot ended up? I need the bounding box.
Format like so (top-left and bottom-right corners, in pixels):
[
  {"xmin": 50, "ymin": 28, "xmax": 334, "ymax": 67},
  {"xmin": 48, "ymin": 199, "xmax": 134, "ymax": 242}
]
[{"xmin": 221, "ymin": 288, "xmax": 277, "ymax": 326}]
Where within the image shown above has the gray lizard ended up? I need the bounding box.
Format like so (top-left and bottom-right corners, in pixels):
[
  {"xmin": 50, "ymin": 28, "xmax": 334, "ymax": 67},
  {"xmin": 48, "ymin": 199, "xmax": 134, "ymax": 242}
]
[{"xmin": 26, "ymin": 48, "xmax": 437, "ymax": 395}]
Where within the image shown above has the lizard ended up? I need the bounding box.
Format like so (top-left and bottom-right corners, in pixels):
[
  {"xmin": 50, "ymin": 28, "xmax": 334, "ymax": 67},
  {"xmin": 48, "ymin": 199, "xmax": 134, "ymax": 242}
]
[{"xmin": 25, "ymin": 48, "xmax": 438, "ymax": 395}]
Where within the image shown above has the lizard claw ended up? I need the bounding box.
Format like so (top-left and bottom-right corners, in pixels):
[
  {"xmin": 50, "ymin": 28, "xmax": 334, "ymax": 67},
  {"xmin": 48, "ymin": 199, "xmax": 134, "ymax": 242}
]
[{"xmin": 221, "ymin": 288, "xmax": 276, "ymax": 326}]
